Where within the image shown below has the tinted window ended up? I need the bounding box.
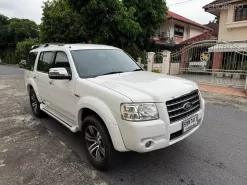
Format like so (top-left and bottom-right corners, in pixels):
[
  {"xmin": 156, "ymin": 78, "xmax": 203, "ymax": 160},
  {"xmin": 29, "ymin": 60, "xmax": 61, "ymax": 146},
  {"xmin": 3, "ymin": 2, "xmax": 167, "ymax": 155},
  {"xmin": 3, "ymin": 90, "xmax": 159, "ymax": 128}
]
[
  {"xmin": 37, "ymin": 52, "xmax": 54, "ymax": 73},
  {"xmin": 54, "ymin": 52, "xmax": 71, "ymax": 74},
  {"xmin": 27, "ymin": 52, "xmax": 38, "ymax": 71},
  {"xmin": 71, "ymin": 50, "xmax": 142, "ymax": 78},
  {"xmin": 174, "ymin": 25, "xmax": 184, "ymax": 37}
]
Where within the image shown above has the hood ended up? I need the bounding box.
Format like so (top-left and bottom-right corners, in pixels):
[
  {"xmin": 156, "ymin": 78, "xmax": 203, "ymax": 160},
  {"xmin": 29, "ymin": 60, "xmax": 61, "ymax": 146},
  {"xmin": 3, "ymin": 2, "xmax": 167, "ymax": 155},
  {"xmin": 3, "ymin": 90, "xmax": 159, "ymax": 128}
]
[{"xmin": 87, "ymin": 71, "xmax": 199, "ymax": 102}]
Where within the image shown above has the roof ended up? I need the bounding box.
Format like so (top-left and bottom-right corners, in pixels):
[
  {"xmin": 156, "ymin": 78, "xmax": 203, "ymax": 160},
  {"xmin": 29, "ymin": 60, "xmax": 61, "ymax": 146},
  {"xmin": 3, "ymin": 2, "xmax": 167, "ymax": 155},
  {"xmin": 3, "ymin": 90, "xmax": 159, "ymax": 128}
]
[
  {"xmin": 167, "ymin": 11, "xmax": 212, "ymax": 31},
  {"xmin": 204, "ymin": 23, "xmax": 219, "ymax": 37},
  {"xmin": 31, "ymin": 44, "xmax": 120, "ymax": 52},
  {"xmin": 203, "ymin": 0, "xmax": 242, "ymax": 9},
  {"xmin": 179, "ymin": 32, "xmax": 216, "ymax": 45}
]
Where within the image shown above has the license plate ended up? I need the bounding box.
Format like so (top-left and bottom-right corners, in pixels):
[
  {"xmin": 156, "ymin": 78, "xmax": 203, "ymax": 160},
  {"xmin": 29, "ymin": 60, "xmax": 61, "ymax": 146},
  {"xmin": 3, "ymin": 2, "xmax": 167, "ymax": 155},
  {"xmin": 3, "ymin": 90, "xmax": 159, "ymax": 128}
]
[{"xmin": 183, "ymin": 115, "xmax": 198, "ymax": 133}]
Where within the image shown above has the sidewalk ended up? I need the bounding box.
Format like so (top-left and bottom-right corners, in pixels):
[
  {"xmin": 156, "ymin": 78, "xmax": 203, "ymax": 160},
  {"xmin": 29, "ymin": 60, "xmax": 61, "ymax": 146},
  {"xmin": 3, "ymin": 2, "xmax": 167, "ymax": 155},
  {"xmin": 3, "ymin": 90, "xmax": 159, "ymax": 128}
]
[
  {"xmin": 198, "ymin": 84, "xmax": 247, "ymax": 98},
  {"xmin": 199, "ymin": 84, "xmax": 247, "ymax": 112}
]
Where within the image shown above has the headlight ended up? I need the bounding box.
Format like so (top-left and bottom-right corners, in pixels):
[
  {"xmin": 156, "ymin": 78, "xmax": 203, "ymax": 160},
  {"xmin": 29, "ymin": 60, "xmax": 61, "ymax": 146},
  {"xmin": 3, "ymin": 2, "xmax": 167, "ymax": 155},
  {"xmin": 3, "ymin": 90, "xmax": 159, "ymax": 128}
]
[{"xmin": 120, "ymin": 103, "xmax": 159, "ymax": 121}]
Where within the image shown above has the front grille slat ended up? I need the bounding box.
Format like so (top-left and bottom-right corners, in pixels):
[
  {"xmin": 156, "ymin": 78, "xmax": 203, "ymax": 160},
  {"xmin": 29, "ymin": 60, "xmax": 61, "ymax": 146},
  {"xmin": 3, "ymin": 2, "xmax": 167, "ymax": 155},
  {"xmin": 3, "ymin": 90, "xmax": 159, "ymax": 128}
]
[
  {"xmin": 169, "ymin": 104, "xmax": 200, "ymax": 119},
  {"xmin": 166, "ymin": 93, "xmax": 199, "ymax": 107},
  {"xmin": 166, "ymin": 90, "xmax": 201, "ymax": 124}
]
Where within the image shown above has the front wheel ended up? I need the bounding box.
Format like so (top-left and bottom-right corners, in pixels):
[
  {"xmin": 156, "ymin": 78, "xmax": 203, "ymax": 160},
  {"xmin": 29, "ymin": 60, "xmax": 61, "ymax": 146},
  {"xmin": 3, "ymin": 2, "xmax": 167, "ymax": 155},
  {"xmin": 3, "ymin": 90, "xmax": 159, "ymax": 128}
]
[
  {"xmin": 81, "ymin": 115, "xmax": 115, "ymax": 171},
  {"xmin": 29, "ymin": 89, "xmax": 44, "ymax": 118}
]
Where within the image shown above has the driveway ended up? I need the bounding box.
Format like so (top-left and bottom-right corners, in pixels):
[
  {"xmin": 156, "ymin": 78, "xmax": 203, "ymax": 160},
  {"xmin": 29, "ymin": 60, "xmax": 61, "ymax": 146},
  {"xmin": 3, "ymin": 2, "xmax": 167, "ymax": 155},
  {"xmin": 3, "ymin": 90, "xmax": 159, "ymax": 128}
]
[{"xmin": 0, "ymin": 65, "xmax": 247, "ymax": 185}]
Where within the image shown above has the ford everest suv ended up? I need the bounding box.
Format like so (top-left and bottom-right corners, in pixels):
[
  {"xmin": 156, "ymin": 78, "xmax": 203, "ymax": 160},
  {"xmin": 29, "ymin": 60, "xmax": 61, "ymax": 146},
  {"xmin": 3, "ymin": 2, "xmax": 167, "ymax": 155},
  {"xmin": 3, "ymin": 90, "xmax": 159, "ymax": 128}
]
[{"xmin": 24, "ymin": 43, "xmax": 205, "ymax": 170}]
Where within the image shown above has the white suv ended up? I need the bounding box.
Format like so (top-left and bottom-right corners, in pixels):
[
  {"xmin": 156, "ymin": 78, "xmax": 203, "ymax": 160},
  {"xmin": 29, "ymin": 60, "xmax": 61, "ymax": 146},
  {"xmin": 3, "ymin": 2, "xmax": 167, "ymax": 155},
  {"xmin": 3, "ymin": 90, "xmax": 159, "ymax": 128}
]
[{"xmin": 24, "ymin": 43, "xmax": 205, "ymax": 170}]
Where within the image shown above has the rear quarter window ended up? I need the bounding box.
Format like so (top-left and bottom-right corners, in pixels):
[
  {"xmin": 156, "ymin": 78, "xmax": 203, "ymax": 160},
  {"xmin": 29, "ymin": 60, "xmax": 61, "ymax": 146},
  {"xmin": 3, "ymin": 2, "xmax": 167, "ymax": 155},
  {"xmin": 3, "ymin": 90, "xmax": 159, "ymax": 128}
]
[{"xmin": 26, "ymin": 52, "xmax": 38, "ymax": 71}]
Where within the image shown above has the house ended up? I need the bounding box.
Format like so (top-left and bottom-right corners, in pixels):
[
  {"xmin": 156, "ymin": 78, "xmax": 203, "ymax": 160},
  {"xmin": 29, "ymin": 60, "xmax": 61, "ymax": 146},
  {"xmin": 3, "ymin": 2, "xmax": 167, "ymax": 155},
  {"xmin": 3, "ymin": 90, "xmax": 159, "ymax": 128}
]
[
  {"xmin": 203, "ymin": 0, "xmax": 247, "ymax": 72},
  {"xmin": 154, "ymin": 11, "xmax": 213, "ymax": 45},
  {"xmin": 203, "ymin": 0, "xmax": 247, "ymax": 42}
]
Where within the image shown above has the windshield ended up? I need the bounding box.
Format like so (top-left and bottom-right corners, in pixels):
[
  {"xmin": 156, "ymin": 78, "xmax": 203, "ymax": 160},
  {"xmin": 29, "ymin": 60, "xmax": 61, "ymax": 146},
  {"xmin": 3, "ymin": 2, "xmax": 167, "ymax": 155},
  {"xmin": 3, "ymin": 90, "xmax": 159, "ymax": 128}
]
[{"xmin": 71, "ymin": 49, "xmax": 142, "ymax": 78}]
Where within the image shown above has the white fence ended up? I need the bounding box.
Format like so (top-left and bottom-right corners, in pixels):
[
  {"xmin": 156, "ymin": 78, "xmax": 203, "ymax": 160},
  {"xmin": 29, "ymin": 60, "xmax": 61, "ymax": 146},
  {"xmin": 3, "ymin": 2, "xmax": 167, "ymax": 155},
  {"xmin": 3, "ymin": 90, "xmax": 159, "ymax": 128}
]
[
  {"xmin": 147, "ymin": 51, "xmax": 171, "ymax": 74},
  {"xmin": 145, "ymin": 49, "xmax": 247, "ymax": 90}
]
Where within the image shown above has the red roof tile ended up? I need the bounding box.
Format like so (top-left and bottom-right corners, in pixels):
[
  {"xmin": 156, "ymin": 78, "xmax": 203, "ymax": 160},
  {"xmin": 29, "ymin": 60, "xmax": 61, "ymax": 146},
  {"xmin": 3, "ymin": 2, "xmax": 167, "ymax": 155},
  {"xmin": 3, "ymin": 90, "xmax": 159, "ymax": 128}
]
[
  {"xmin": 179, "ymin": 32, "xmax": 216, "ymax": 45},
  {"xmin": 167, "ymin": 11, "xmax": 212, "ymax": 31}
]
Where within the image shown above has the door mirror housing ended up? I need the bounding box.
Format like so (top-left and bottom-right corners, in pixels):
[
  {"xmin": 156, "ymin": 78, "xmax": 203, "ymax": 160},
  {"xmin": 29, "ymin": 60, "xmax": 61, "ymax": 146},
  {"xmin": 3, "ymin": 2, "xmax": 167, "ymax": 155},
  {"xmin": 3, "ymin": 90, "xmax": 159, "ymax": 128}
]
[{"xmin": 48, "ymin": 68, "xmax": 71, "ymax": 80}]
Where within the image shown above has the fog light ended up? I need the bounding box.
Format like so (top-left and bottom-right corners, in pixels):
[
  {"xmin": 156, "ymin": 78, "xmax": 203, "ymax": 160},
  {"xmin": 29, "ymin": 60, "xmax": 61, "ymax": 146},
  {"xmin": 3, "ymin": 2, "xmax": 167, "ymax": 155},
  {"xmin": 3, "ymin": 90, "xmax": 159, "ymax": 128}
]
[{"xmin": 145, "ymin": 141, "xmax": 152, "ymax": 148}]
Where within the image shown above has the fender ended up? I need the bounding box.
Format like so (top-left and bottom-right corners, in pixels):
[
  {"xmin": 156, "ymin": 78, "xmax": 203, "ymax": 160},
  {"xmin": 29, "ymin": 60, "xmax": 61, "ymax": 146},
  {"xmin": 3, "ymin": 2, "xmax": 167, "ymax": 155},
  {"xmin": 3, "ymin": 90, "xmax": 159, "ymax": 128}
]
[
  {"xmin": 76, "ymin": 96, "xmax": 127, "ymax": 152},
  {"xmin": 26, "ymin": 78, "xmax": 42, "ymax": 102}
]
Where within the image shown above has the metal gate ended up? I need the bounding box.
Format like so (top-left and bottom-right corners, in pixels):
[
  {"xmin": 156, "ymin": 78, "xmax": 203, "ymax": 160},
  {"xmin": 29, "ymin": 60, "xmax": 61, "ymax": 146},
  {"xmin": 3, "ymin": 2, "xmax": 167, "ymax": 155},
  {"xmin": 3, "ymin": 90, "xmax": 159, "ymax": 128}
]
[{"xmin": 169, "ymin": 40, "xmax": 247, "ymax": 88}]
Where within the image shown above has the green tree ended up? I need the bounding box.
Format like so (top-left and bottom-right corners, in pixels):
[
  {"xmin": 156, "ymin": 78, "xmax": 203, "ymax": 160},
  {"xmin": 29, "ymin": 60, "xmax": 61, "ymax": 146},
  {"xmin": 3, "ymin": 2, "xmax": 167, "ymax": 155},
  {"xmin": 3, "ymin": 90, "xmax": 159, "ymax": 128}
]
[
  {"xmin": 67, "ymin": 0, "xmax": 142, "ymax": 49},
  {"xmin": 123, "ymin": 0, "xmax": 168, "ymax": 50},
  {"xmin": 8, "ymin": 18, "xmax": 39, "ymax": 44},
  {"xmin": 40, "ymin": 0, "xmax": 86, "ymax": 43},
  {"xmin": 0, "ymin": 14, "xmax": 10, "ymax": 55},
  {"xmin": 15, "ymin": 38, "xmax": 39, "ymax": 61},
  {"xmin": 0, "ymin": 15, "xmax": 39, "ymax": 57}
]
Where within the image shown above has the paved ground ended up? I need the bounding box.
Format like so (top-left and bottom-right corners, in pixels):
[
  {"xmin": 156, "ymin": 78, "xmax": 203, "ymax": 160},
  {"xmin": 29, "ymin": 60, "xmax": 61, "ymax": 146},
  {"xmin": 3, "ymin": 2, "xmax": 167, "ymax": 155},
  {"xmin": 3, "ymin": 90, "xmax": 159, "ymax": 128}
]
[
  {"xmin": 0, "ymin": 68, "xmax": 107, "ymax": 184},
  {"xmin": 0, "ymin": 64, "xmax": 24, "ymax": 76},
  {"xmin": 174, "ymin": 74, "xmax": 246, "ymax": 89},
  {"xmin": 0, "ymin": 65, "xmax": 247, "ymax": 185},
  {"xmin": 199, "ymin": 84, "xmax": 247, "ymax": 98}
]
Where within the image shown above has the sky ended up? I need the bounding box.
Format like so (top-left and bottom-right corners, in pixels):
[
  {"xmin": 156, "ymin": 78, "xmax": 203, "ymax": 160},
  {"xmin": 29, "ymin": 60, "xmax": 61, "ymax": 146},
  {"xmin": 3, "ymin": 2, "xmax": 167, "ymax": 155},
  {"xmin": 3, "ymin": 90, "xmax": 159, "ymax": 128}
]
[{"xmin": 0, "ymin": 0, "xmax": 215, "ymax": 25}]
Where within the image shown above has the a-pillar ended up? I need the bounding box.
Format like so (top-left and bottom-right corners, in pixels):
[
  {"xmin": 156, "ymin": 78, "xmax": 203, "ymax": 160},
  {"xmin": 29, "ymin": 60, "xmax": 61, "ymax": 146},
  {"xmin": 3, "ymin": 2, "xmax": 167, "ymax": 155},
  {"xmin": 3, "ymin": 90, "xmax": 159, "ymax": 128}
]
[
  {"xmin": 212, "ymin": 52, "xmax": 223, "ymax": 72},
  {"xmin": 147, "ymin": 52, "xmax": 155, "ymax": 72}
]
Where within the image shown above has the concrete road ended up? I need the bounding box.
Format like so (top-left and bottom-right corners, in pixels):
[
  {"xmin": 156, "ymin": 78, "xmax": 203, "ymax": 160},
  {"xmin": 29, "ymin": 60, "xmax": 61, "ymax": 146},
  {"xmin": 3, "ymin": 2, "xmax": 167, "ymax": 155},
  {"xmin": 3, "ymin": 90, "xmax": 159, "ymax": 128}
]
[
  {"xmin": 1, "ymin": 65, "xmax": 247, "ymax": 185},
  {"xmin": 0, "ymin": 64, "xmax": 24, "ymax": 76}
]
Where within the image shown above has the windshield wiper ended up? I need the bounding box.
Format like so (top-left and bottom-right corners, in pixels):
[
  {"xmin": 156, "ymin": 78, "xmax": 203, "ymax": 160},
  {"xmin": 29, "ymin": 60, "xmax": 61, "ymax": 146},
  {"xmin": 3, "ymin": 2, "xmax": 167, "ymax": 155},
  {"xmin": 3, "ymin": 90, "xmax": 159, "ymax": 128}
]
[
  {"xmin": 101, "ymin": 71, "xmax": 125, "ymax": 76},
  {"xmin": 133, "ymin": 69, "xmax": 143, "ymax": 71}
]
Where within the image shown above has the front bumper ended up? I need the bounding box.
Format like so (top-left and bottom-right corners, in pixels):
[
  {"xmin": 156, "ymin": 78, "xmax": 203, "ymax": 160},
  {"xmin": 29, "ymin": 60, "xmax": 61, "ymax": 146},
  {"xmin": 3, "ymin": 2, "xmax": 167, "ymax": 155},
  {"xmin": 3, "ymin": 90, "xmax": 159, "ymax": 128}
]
[{"xmin": 119, "ymin": 98, "xmax": 205, "ymax": 153}]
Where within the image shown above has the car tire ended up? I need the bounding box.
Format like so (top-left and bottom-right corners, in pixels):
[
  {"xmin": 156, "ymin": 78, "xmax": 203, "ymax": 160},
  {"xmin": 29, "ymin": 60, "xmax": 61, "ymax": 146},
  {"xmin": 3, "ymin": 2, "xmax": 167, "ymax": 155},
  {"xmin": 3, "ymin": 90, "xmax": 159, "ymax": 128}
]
[
  {"xmin": 81, "ymin": 115, "xmax": 115, "ymax": 171},
  {"xmin": 29, "ymin": 88, "xmax": 45, "ymax": 118}
]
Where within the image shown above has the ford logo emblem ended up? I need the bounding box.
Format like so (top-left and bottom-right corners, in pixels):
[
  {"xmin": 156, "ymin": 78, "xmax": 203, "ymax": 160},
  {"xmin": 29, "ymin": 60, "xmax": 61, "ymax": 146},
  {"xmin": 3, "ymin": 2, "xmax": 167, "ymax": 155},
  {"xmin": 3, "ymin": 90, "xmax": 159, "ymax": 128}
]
[{"xmin": 183, "ymin": 102, "xmax": 193, "ymax": 111}]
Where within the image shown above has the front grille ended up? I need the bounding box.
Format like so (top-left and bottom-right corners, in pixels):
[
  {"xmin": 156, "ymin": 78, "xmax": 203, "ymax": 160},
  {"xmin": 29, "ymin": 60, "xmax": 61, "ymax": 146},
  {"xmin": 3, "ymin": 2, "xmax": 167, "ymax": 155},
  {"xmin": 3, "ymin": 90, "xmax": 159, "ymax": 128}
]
[{"xmin": 166, "ymin": 90, "xmax": 200, "ymax": 124}]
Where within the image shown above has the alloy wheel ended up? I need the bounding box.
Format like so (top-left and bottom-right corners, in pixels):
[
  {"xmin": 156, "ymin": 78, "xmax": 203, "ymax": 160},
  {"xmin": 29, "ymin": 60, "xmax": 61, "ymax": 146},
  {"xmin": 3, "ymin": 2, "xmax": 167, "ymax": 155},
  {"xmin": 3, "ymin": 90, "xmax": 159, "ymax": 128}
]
[
  {"xmin": 85, "ymin": 126, "xmax": 105, "ymax": 162},
  {"xmin": 30, "ymin": 92, "xmax": 38, "ymax": 114}
]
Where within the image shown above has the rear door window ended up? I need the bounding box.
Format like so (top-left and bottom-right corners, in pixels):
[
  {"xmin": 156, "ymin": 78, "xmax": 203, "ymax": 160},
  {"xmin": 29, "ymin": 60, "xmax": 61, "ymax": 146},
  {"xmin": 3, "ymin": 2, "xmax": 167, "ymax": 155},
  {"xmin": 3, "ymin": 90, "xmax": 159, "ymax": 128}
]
[
  {"xmin": 37, "ymin": 52, "xmax": 54, "ymax": 73},
  {"xmin": 26, "ymin": 52, "xmax": 38, "ymax": 71}
]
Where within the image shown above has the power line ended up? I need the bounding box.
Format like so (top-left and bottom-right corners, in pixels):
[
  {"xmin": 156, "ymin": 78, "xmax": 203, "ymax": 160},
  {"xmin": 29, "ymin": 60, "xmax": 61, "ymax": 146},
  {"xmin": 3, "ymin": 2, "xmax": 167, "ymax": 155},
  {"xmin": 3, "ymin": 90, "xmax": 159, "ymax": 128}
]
[{"xmin": 168, "ymin": 0, "xmax": 195, "ymax": 6}]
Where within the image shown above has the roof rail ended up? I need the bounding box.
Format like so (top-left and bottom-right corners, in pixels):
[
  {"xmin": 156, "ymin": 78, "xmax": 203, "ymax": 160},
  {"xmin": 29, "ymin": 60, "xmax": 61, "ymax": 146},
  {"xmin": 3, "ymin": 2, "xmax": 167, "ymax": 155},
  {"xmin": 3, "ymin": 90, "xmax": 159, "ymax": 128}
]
[
  {"xmin": 31, "ymin": 45, "xmax": 39, "ymax": 49},
  {"xmin": 43, "ymin": 43, "xmax": 65, "ymax": 47},
  {"xmin": 31, "ymin": 43, "xmax": 65, "ymax": 50}
]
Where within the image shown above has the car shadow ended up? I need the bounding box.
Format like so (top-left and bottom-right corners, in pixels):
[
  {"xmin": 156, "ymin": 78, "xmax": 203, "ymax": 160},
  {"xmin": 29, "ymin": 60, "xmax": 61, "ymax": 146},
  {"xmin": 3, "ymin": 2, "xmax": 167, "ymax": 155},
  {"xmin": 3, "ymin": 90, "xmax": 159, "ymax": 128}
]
[{"xmin": 23, "ymin": 104, "xmax": 202, "ymax": 185}]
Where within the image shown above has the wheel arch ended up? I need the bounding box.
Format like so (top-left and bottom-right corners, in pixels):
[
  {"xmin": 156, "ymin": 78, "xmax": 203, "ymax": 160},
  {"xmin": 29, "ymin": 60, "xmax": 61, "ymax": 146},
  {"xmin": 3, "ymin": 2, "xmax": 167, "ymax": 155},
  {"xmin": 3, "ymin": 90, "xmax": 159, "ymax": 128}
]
[
  {"xmin": 26, "ymin": 79, "xmax": 42, "ymax": 102},
  {"xmin": 76, "ymin": 97, "xmax": 127, "ymax": 152}
]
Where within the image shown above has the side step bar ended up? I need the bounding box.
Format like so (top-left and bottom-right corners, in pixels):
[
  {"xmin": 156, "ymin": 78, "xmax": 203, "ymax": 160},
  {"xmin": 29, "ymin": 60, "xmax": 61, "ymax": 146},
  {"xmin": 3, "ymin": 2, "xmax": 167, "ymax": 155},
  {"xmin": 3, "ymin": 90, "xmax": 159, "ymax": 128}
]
[{"xmin": 41, "ymin": 107, "xmax": 79, "ymax": 133}]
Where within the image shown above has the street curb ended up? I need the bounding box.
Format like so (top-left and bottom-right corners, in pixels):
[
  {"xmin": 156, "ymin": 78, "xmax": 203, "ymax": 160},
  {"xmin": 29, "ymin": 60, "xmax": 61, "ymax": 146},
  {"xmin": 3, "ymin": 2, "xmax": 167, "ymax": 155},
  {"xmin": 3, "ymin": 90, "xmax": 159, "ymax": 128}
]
[{"xmin": 202, "ymin": 91, "xmax": 247, "ymax": 111}]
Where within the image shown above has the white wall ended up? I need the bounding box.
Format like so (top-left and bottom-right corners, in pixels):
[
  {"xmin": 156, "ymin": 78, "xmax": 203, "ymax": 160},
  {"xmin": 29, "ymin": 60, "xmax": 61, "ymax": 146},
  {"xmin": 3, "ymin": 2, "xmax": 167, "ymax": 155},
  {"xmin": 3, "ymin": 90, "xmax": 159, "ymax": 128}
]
[
  {"xmin": 218, "ymin": 1, "xmax": 247, "ymax": 41},
  {"xmin": 159, "ymin": 19, "xmax": 205, "ymax": 44},
  {"xmin": 189, "ymin": 25, "xmax": 205, "ymax": 38}
]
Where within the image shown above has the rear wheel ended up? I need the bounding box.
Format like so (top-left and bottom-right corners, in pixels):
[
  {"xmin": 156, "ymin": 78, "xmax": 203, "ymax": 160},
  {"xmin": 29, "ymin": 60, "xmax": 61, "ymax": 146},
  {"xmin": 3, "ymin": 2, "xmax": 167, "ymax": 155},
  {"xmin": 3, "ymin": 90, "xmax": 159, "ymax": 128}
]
[
  {"xmin": 29, "ymin": 89, "xmax": 44, "ymax": 118},
  {"xmin": 81, "ymin": 115, "xmax": 115, "ymax": 171}
]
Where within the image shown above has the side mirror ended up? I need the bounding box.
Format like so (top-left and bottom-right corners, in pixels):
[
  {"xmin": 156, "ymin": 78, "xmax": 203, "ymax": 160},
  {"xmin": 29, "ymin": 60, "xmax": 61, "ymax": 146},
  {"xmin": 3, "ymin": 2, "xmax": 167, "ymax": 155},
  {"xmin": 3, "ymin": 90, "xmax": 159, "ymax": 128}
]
[{"xmin": 48, "ymin": 68, "xmax": 71, "ymax": 80}]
